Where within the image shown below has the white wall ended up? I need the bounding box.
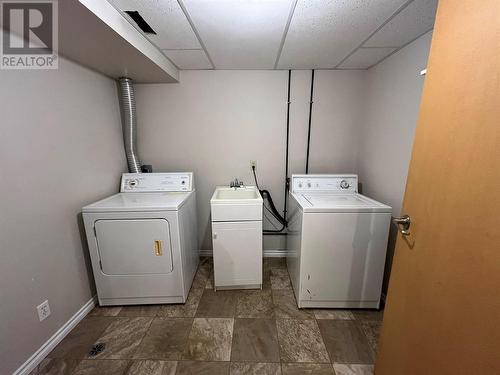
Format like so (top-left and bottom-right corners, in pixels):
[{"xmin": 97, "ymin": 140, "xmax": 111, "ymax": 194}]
[
  {"xmin": 0, "ymin": 55, "xmax": 126, "ymax": 373},
  {"xmin": 135, "ymin": 69, "xmax": 366, "ymax": 251},
  {"xmin": 358, "ymin": 31, "xmax": 433, "ymax": 214},
  {"xmin": 358, "ymin": 31, "xmax": 433, "ymax": 292},
  {"xmin": 309, "ymin": 70, "xmax": 367, "ymax": 173}
]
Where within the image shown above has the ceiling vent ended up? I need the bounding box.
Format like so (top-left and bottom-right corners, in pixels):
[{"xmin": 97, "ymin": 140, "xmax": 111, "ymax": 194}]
[{"xmin": 124, "ymin": 11, "xmax": 156, "ymax": 35}]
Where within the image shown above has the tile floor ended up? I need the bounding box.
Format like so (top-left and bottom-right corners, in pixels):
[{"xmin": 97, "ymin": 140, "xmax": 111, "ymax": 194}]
[{"xmin": 30, "ymin": 258, "xmax": 383, "ymax": 375}]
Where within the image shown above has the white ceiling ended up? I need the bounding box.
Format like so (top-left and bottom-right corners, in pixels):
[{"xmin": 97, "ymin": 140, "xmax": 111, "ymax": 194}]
[
  {"xmin": 364, "ymin": 0, "xmax": 438, "ymax": 47},
  {"xmin": 182, "ymin": 0, "xmax": 295, "ymax": 69},
  {"xmin": 163, "ymin": 49, "xmax": 212, "ymax": 69},
  {"xmin": 337, "ymin": 47, "xmax": 397, "ymax": 69},
  {"xmin": 110, "ymin": 0, "xmax": 438, "ymax": 70}
]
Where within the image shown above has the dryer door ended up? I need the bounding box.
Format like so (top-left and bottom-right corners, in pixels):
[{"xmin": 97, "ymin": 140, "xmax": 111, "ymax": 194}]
[{"xmin": 95, "ymin": 219, "xmax": 173, "ymax": 275}]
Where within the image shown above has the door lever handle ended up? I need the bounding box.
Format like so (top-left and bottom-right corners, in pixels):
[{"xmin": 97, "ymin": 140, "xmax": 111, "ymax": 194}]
[{"xmin": 393, "ymin": 215, "xmax": 411, "ymax": 236}]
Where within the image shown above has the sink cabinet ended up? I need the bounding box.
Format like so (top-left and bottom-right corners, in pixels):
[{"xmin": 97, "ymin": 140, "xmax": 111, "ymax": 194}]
[
  {"xmin": 212, "ymin": 221, "xmax": 262, "ymax": 289},
  {"xmin": 210, "ymin": 186, "xmax": 263, "ymax": 290}
]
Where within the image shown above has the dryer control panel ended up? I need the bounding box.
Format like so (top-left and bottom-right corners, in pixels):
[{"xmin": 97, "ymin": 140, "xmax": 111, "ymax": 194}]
[
  {"xmin": 120, "ymin": 173, "xmax": 194, "ymax": 192},
  {"xmin": 291, "ymin": 174, "xmax": 358, "ymax": 193}
]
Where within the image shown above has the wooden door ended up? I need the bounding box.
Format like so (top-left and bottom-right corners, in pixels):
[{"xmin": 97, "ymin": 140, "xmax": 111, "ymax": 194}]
[{"xmin": 375, "ymin": 1, "xmax": 500, "ymax": 374}]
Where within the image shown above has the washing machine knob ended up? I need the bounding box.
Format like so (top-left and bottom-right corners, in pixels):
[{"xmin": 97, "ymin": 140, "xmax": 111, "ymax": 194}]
[{"xmin": 340, "ymin": 180, "xmax": 350, "ymax": 189}]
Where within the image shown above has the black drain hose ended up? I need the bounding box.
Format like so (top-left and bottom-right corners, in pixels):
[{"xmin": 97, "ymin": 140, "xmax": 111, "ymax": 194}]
[
  {"xmin": 252, "ymin": 166, "xmax": 287, "ymax": 232},
  {"xmin": 260, "ymin": 190, "xmax": 287, "ymax": 227}
]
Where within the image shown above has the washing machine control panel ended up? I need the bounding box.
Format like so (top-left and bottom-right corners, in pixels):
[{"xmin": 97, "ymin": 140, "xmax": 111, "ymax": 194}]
[
  {"xmin": 292, "ymin": 175, "xmax": 358, "ymax": 193},
  {"xmin": 120, "ymin": 173, "xmax": 193, "ymax": 192}
]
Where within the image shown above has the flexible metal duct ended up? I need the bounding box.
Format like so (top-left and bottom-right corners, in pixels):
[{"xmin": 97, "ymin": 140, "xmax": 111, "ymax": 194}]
[{"xmin": 118, "ymin": 77, "xmax": 141, "ymax": 173}]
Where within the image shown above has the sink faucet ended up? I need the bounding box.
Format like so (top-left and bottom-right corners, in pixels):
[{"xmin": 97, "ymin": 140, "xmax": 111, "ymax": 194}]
[{"xmin": 230, "ymin": 178, "xmax": 244, "ymax": 189}]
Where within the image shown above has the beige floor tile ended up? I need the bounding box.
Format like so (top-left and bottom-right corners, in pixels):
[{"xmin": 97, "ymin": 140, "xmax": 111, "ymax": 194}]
[
  {"xmin": 37, "ymin": 358, "xmax": 80, "ymax": 375},
  {"xmin": 276, "ymin": 319, "xmax": 330, "ymax": 363},
  {"xmin": 359, "ymin": 321, "xmax": 382, "ymax": 354},
  {"xmin": 48, "ymin": 317, "xmax": 113, "ymax": 359},
  {"xmin": 205, "ymin": 271, "xmax": 214, "ymax": 289},
  {"xmin": 133, "ymin": 318, "xmax": 193, "ymax": 360},
  {"xmin": 230, "ymin": 362, "xmax": 281, "ymax": 375},
  {"xmin": 88, "ymin": 317, "xmax": 152, "ymax": 359},
  {"xmin": 176, "ymin": 361, "xmax": 229, "ymax": 375},
  {"xmin": 351, "ymin": 310, "xmax": 383, "ymax": 322},
  {"xmin": 317, "ymin": 320, "xmax": 374, "ymax": 364},
  {"xmin": 270, "ymin": 275, "xmax": 292, "ymax": 290},
  {"xmin": 231, "ymin": 319, "xmax": 280, "ymax": 362},
  {"xmin": 157, "ymin": 286, "xmax": 204, "ymax": 318},
  {"xmin": 262, "ymin": 269, "xmax": 273, "ymax": 290},
  {"xmin": 281, "ymin": 363, "xmax": 334, "ymax": 375},
  {"xmin": 313, "ymin": 310, "xmax": 355, "ymax": 320},
  {"xmin": 118, "ymin": 305, "xmax": 160, "ymax": 317},
  {"xmin": 332, "ymin": 364, "xmax": 374, "ymax": 375},
  {"xmin": 263, "ymin": 258, "xmax": 286, "ymax": 269},
  {"xmin": 235, "ymin": 290, "xmax": 274, "ymax": 318},
  {"xmin": 183, "ymin": 318, "xmax": 234, "ymax": 361},
  {"xmin": 192, "ymin": 260, "xmax": 212, "ymax": 290},
  {"xmin": 195, "ymin": 290, "xmax": 238, "ymax": 318},
  {"xmin": 125, "ymin": 360, "xmax": 177, "ymax": 375},
  {"xmin": 270, "ymin": 267, "xmax": 289, "ymax": 277},
  {"xmin": 72, "ymin": 359, "xmax": 130, "ymax": 375},
  {"xmin": 272, "ymin": 290, "xmax": 314, "ymax": 319},
  {"xmin": 88, "ymin": 306, "xmax": 122, "ymax": 317}
]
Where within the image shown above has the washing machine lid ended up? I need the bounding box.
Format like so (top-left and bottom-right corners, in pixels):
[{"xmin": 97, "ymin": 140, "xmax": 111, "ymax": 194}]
[
  {"xmin": 83, "ymin": 192, "xmax": 193, "ymax": 213},
  {"xmin": 293, "ymin": 192, "xmax": 392, "ymax": 213}
]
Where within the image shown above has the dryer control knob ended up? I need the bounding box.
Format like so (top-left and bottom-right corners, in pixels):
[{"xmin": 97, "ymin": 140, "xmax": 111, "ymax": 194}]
[{"xmin": 340, "ymin": 180, "xmax": 350, "ymax": 189}]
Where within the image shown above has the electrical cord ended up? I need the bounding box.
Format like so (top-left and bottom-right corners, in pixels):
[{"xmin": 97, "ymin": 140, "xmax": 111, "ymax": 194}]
[{"xmin": 251, "ymin": 165, "xmax": 260, "ymax": 190}]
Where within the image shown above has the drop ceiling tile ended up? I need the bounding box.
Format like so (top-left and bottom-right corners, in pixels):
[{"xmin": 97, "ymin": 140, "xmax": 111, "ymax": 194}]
[
  {"xmin": 277, "ymin": 0, "xmax": 408, "ymax": 69},
  {"xmin": 111, "ymin": 0, "xmax": 200, "ymax": 49},
  {"xmin": 364, "ymin": 0, "xmax": 438, "ymax": 47},
  {"xmin": 163, "ymin": 49, "xmax": 212, "ymax": 69},
  {"xmin": 183, "ymin": 0, "xmax": 294, "ymax": 69},
  {"xmin": 337, "ymin": 47, "xmax": 396, "ymax": 69}
]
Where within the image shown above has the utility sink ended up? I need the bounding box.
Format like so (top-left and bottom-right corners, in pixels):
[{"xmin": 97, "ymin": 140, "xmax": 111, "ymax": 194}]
[
  {"xmin": 210, "ymin": 186, "xmax": 263, "ymax": 222},
  {"xmin": 210, "ymin": 185, "xmax": 263, "ymax": 290}
]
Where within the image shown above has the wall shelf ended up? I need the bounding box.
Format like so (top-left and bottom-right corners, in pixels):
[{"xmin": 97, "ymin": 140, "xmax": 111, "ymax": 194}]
[{"xmin": 59, "ymin": 0, "xmax": 179, "ymax": 83}]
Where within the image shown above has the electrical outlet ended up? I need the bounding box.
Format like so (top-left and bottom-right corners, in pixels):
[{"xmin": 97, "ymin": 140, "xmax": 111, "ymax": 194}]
[
  {"xmin": 37, "ymin": 300, "xmax": 51, "ymax": 322},
  {"xmin": 250, "ymin": 160, "xmax": 257, "ymax": 168}
]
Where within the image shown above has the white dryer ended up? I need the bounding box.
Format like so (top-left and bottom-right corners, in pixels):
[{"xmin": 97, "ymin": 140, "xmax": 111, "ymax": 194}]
[
  {"xmin": 286, "ymin": 174, "xmax": 391, "ymax": 309},
  {"xmin": 83, "ymin": 173, "xmax": 198, "ymax": 306}
]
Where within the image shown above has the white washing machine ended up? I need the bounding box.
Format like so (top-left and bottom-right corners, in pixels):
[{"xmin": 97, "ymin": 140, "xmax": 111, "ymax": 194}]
[
  {"xmin": 286, "ymin": 174, "xmax": 392, "ymax": 309},
  {"xmin": 83, "ymin": 173, "xmax": 198, "ymax": 306}
]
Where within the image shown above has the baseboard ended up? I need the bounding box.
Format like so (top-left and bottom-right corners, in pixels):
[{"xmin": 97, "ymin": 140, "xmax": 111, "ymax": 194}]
[
  {"xmin": 199, "ymin": 249, "xmax": 288, "ymax": 257},
  {"xmin": 199, "ymin": 249, "xmax": 213, "ymax": 257},
  {"xmin": 263, "ymin": 250, "xmax": 288, "ymax": 257},
  {"xmin": 14, "ymin": 296, "xmax": 97, "ymax": 375}
]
